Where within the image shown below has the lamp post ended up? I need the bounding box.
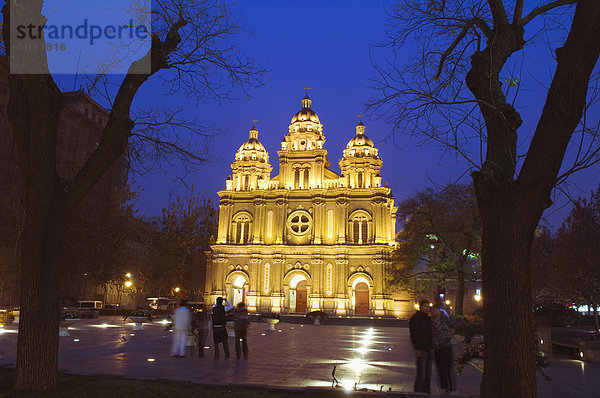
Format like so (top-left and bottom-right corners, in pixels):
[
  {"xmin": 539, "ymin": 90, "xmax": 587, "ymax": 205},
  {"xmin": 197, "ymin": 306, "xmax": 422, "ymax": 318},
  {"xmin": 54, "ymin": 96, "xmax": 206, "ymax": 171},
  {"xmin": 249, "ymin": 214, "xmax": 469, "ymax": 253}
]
[{"xmin": 123, "ymin": 273, "xmax": 134, "ymax": 309}]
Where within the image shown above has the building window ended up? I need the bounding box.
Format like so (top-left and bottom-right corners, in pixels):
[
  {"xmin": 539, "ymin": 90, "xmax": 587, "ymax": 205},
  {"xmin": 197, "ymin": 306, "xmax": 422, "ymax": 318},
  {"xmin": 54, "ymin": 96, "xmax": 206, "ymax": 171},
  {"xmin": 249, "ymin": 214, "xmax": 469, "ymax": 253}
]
[
  {"xmin": 294, "ymin": 169, "xmax": 300, "ymax": 189},
  {"xmin": 287, "ymin": 210, "xmax": 312, "ymax": 236},
  {"xmin": 266, "ymin": 210, "xmax": 274, "ymax": 238},
  {"xmin": 232, "ymin": 213, "xmax": 252, "ymax": 244},
  {"xmin": 327, "ymin": 210, "xmax": 334, "ymax": 239},
  {"xmin": 350, "ymin": 211, "xmax": 371, "ymax": 244},
  {"xmin": 303, "ymin": 169, "xmax": 309, "ymax": 188},
  {"xmin": 357, "ymin": 172, "xmax": 364, "ymax": 188},
  {"xmin": 293, "ymin": 166, "xmax": 310, "ymax": 189}
]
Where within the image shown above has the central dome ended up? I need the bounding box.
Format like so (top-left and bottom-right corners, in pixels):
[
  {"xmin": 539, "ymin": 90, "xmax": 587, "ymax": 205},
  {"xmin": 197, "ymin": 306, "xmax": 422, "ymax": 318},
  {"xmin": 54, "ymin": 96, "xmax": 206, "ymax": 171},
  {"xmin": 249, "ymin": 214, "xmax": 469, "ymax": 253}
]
[{"xmin": 290, "ymin": 95, "xmax": 320, "ymax": 124}]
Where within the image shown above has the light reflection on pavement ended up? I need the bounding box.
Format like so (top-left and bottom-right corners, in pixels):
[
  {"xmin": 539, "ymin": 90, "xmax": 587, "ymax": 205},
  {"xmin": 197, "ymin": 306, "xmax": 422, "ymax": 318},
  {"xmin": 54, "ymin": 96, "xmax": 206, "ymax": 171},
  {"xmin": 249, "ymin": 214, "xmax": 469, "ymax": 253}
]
[{"xmin": 1, "ymin": 318, "xmax": 591, "ymax": 396}]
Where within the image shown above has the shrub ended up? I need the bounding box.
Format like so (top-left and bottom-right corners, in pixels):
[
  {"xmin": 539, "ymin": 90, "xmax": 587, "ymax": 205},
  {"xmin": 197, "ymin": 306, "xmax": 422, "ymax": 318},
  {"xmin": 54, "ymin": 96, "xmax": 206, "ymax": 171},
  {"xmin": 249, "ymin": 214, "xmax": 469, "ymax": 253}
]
[
  {"xmin": 0, "ymin": 311, "xmax": 15, "ymax": 325},
  {"xmin": 472, "ymin": 306, "xmax": 484, "ymax": 318},
  {"xmin": 123, "ymin": 306, "xmax": 153, "ymax": 322},
  {"xmin": 534, "ymin": 301, "xmax": 578, "ymax": 317},
  {"xmin": 258, "ymin": 312, "xmax": 280, "ymax": 320}
]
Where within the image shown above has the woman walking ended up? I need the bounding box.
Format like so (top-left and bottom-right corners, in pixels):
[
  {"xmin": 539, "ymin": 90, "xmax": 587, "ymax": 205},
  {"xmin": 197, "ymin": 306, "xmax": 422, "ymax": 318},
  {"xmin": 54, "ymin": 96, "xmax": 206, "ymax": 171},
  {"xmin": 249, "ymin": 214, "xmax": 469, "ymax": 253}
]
[{"xmin": 431, "ymin": 304, "xmax": 454, "ymax": 394}]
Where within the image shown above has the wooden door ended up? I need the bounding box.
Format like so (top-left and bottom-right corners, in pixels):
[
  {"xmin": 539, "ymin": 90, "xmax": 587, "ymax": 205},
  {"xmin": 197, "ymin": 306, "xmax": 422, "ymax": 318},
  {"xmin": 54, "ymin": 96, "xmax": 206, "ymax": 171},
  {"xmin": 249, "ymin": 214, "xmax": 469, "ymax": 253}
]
[
  {"xmin": 355, "ymin": 282, "xmax": 369, "ymax": 315},
  {"xmin": 296, "ymin": 281, "xmax": 307, "ymax": 313}
]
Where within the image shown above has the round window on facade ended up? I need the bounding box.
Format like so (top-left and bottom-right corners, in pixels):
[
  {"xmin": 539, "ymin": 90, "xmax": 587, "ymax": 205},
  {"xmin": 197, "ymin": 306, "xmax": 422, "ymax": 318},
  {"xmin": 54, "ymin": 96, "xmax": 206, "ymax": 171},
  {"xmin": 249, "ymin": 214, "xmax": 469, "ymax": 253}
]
[{"xmin": 287, "ymin": 210, "xmax": 312, "ymax": 236}]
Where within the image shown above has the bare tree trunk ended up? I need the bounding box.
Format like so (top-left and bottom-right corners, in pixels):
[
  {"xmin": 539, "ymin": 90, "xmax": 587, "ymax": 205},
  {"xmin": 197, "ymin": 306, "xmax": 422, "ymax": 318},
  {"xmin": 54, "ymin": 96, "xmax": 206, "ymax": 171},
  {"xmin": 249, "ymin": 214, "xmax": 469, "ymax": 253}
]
[
  {"xmin": 9, "ymin": 73, "xmax": 65, "ymax": 390},
  {"xmin": 475, "ymin": 185, "xmax": 540, "ymax": 398},
  {"xmin": 15, "ymin": 205, "xmax": 68, "ymax": 390}
]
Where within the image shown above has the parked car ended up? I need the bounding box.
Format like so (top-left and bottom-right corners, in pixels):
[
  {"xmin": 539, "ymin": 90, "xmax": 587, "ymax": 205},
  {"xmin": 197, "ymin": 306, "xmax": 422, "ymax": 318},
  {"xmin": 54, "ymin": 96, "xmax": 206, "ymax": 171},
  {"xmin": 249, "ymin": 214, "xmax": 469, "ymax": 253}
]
[
  {"xmin": 77, "ymin": 301, "xmax": 103, "ymax": 318},
  {"xmin": 147, "ymin": 297, "xmax": 176, "ymax": 310},
  {"xmin": 78, "ymin": 301, "xmax": 103, "ymax": 309}
]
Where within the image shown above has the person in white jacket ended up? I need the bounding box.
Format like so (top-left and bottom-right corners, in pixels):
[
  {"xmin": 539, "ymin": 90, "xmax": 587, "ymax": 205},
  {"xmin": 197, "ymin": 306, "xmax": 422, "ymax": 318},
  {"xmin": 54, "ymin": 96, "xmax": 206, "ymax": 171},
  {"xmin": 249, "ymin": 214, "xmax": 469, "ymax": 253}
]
[{"xmin": 171, "ymin": 299, "xmax": 191, "ymax": 357}]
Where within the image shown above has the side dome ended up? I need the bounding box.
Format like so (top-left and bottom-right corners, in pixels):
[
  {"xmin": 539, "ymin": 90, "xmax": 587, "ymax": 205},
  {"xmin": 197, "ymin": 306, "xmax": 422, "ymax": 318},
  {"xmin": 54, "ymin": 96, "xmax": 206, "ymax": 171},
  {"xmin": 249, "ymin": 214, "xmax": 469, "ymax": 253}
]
[
  {"xmin": 238, "ymin": 137, "xmax": 266, "ymax": 153},
  {"xmin": 235, "ymin": 124, "xmax": 269, "ymax": 162},
  {"xmin": 342, "ymin": 121, "xmax": 379, "ymax": 160},
  {"xmin": 346, "ymin": 121, "xmax": 374, "ymax": 148}
]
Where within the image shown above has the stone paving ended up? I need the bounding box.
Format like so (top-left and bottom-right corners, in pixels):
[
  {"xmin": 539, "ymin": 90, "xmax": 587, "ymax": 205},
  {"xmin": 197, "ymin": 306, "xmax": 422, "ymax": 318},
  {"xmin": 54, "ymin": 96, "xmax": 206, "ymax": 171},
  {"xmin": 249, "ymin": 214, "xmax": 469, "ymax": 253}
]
[{"xmin": 0, "ymin": 317, "xmax": 598, "ymax": 397}]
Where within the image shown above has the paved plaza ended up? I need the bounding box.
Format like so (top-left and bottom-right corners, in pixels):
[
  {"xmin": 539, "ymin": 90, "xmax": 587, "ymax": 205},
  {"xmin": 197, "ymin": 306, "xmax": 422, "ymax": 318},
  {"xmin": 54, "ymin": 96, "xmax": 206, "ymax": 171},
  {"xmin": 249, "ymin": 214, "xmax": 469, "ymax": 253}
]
[{"xmin": 0, "ymin": 317, "xmax": 598, "ymax": 397}]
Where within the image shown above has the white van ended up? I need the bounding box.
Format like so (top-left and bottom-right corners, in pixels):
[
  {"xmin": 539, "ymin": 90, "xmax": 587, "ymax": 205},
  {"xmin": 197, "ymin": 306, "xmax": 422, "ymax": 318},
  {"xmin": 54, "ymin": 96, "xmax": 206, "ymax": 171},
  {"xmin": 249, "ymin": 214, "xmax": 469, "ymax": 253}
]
[{"xmin": 78, "ymin": 301, "xmax": 103, "ymax": 309}]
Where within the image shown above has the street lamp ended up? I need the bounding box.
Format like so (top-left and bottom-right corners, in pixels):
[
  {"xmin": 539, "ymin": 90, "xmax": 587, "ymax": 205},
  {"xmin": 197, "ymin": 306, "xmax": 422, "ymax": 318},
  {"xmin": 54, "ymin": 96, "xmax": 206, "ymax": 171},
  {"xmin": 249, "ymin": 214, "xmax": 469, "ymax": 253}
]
[
  {"xmin": 174, "ymin": 287, "xmax": 180, "ymax": 293},
  {"xmin": 474, "ymin": 294, "xmax": 481, "ymax": 302},
  {"xmin": 124, "ymin": 281, "xmax": 132, "ymax": 288},
  {"xmin": 125, "ymin": 273, "xmax": 132, "ymax": 278}
]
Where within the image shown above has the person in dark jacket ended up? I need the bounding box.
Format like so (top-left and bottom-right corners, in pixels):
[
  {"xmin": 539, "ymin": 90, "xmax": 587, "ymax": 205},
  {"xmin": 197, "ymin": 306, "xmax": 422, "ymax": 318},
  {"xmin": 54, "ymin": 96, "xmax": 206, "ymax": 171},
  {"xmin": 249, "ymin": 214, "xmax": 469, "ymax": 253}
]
[
  {"xmin": 212, "ymin": 297, "xmax": 232, "ymax": 359},
  {"xmin": 192, "ymin": 305, "xmax": 209, "ymax": 358},
  {"xmin": 409, "ymin": 299, "xmax": 433, "ymax": 394}
]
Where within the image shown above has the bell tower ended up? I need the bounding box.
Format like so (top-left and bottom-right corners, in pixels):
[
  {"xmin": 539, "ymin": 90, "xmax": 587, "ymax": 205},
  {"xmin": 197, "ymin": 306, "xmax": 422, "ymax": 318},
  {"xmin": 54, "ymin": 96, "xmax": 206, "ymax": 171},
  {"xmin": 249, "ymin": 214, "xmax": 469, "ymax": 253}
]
[
  {"xmin": 227, "ymin": 123, "xmax": 272, "ymax": 191},
  {"xmin": 339, "ymin": 120, "xmax": 383, "ymax": 189},
  {"xmin": 278, "ymin": 93, "xmax": 332, "ymax": 189}
]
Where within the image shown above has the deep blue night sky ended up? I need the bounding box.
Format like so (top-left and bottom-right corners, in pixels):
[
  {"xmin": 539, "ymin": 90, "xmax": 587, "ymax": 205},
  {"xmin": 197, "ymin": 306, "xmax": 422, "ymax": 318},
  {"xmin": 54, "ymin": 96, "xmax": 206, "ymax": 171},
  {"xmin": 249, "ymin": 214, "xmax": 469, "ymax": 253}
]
[{"xmin": 127, "ymin": 0, "xmax": 598, "ymax": 228}]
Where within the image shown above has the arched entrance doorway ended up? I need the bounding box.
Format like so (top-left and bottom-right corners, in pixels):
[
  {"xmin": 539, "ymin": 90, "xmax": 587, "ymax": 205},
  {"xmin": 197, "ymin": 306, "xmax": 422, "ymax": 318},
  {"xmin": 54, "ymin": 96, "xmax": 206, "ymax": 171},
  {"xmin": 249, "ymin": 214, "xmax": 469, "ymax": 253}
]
[
  {"xmin": 354, "ymin": 282, "xmax": 369, "ymax": 315},
  {"xmin": 226, "ymin": 271, "xmax": 249, "ymax": 307},
  {"xmin": 296, "ymin": 280, "xmax": 308, "ymax": 313},
  {"xmin": 285, "ymin": 271, "xmax": 310, "ymax": 313},
  {"xmin": 232, "ymin": 275, "xmax": 246, "ymax": 306}
]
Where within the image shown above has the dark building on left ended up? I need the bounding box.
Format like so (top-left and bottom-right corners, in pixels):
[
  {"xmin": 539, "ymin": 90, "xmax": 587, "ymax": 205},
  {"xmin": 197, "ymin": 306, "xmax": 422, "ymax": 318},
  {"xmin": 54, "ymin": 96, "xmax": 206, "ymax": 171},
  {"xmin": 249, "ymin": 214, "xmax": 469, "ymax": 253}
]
[{"xmin": 0, "ymin": 58, "xmax": 128, "ymax": 307}]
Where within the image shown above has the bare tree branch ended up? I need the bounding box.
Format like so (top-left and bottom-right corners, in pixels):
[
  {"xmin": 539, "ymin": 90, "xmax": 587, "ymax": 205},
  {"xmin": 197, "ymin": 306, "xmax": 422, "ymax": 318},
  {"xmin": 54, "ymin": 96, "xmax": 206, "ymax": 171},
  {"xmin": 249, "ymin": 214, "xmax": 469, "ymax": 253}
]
[{"xmin": 523, "ymin": 0, "xmax": 577, "ymax": 26}]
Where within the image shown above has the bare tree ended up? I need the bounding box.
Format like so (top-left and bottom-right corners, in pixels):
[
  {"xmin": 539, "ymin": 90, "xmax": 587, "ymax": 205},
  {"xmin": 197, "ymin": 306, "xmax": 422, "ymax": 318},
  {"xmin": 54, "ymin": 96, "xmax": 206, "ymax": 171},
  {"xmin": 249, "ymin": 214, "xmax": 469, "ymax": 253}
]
[
  {"xmin": 371, "ymin": 1, "xmax": 600, "ymax": 397},
  {"xmin": 2, "ymin": 0, "xmax": 265, "ymax": 391}
]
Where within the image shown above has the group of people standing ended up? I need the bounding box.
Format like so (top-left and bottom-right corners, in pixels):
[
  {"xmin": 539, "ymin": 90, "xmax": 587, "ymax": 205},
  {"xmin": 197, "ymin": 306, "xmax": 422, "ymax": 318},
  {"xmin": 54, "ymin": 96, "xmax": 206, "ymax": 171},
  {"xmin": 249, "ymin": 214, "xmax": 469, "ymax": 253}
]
[
  {"xmin": 409, "ymin": 298, "xmax": 455, "ymax": 395},
  {"xmin": 170, "ymin": 298, "xmax": 250, "ymax": 360},
  {"xmin": 171, "ymin": 296, "xmax": 454, "ymax": 393}
]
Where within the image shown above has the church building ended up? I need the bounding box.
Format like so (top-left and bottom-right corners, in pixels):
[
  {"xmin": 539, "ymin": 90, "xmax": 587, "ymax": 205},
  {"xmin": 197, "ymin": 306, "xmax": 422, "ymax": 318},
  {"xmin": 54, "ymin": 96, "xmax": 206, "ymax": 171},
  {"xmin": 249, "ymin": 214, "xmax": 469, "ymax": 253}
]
[{"xmin": 205, "ymin": 94, "xmax": 409, "ymax": 317}]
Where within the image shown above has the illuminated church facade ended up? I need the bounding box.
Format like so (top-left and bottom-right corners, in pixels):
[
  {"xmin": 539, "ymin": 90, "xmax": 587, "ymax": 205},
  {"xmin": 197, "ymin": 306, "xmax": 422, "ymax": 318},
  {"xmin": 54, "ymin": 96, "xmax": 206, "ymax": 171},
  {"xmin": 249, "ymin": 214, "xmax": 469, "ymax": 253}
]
[{"xmin": 205, "ymin": 95, "xmax": 410, "ymax": 317}]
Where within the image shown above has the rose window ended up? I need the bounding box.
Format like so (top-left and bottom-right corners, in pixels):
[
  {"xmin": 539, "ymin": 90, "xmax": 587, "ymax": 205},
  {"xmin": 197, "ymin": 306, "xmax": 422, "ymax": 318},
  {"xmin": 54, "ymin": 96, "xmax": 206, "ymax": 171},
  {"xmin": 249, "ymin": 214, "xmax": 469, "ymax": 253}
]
[{"xmin": 287, "ymin": 211, "xmax": 312, "ymax": 236}]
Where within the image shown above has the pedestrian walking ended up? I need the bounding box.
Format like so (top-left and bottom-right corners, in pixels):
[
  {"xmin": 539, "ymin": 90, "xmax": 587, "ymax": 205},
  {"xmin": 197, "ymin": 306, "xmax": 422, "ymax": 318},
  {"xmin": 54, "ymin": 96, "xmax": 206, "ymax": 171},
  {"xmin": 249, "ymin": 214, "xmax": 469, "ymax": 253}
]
[
  {"xmin": 409, "ymin": 299, "xmax": 433, "ymax": 394},
  {"xmin": 212, "ymin": 297, "xmax": 232, "ymax": 359},
  {"xmin": 192, "ymin": 304, "xmax": 209, "ymax": 357},
  {"xmin": 171, "ymin": 299, "xmax": 191, "ymax": 358},
  {"xmin": 431, "ymin": 304, "xmax": 455, "ymax": 394},
  {"xmin": 234, "ymin": 302, "xmax": 250, "ymax": 359}
]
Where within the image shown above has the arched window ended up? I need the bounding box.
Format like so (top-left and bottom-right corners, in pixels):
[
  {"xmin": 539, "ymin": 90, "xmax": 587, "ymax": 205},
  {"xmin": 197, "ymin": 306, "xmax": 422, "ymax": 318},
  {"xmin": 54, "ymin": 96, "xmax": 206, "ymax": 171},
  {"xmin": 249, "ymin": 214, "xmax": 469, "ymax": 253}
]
[
  {"xmin": 294, "ymin": 169, "xmax": 300, "ymax": 189},
  {"xmin": 293, "ymin": 165, "xmax": 310, "ymax": 189},
  {"xmin": 232, "ymin": 212, "xmax": 252, "ymax": 244},
  {"xmin": 349, "ymin": 210, "xmax": 372, "ymax": 244},
  {"xmin": 357, "ymin": 172, "xmax": 364, "ymax": 188}
]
